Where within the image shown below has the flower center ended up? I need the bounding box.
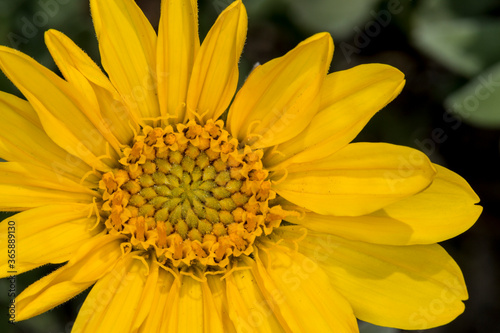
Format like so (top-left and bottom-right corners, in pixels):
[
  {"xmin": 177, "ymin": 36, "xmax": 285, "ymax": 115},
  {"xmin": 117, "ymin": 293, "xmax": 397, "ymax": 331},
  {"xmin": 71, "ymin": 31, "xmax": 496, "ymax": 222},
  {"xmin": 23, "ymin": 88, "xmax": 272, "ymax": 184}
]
[{"xmin": 99, "ymin": 120, "xmax": 285, "ymax": 269}]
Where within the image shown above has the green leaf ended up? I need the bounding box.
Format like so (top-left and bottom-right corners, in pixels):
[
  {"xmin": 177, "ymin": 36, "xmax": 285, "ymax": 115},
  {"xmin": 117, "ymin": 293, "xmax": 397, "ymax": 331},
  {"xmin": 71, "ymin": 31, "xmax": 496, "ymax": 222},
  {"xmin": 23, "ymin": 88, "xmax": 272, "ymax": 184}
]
[
  {"xmin": 445, "ymin": 62, "xmax": 500, "ymax": 128},
  {"xmin": 284, "ymin": 0, "xmax": 381, "ymax": 38},
  {"xmin": 412, "ymin": 0, "xmax": 500, "ymax": 77}
]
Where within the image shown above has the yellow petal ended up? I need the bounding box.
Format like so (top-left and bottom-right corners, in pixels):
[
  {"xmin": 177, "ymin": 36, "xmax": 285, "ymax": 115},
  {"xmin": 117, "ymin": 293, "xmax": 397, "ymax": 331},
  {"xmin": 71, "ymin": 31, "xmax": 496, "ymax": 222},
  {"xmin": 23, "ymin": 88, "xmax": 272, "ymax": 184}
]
[
  {"xmin": 14, "ymin": 234, "xmax": 123, "ymax": 321},
  {"xmin": 136, "ymin": 266, "xmax": 175, "ymax": 332},
  {"xmin": 206, "ymin": 275, "xmax": 237, "ymax": 332},
  {"xmin": 0, "ymin": 162, "xmax": 95, "ymax": 194},
  {"xmin": 90, "ymin": 0, "xmax": 159, "ymax": 122},
  {"xmin": 157, "ymin": 0, "xmax": 199, "ymax": 124},
  {"xmin": 0, "ymin": 162, "xmax": 95, "ymax": 211},
  {"xmin": 280, "ymin": 226, "xmax": 468, "ymax": 330},
  {"xmin": 0, "ymin": 46, "xmax": 113, "ymax": 172},
  {"xmin": 228, "ymin": 33, "xmax": 333, "ymax": 149},
  {"xmin": 225, "ymin": 260, "xmax": 287, "ymax": 332},
  {"xmin": 72, "ymin": 253, "xmax": 149, "ymax": 333},
  {"xmin": 0, "ymin": 204, "xmax": 101, "ymax": 278},
  {"xmin": 265, "ymin": 64, "xmax": 405, "ymax": 168},
  {"xmin": 252, "ymin": 243, "xmax": 359, "ymax": 332},
  {"xmin": 186, "ymin": 0, "xmax": 247, "ymax": 123},
  {"xmin": 287, "ymin": 164, "xmax": 481, "ymax": 245},
  {"xmin": 130, "ymin": 261, "xmax": 159, "ymax": 332},
  {"xmin": 274, "ymin": 142, "xmax": 436, "ymax": 216},
  {"xmin": 45, "ymin": 29, "xmax": 138, "ymax": 146},
  {"xmin": 0, "ymin": 91, "xmax": 93, "ymax": 183},
  {"xmin": 162, "ymin": 274, "xmax": 226, "ymax": 332}
]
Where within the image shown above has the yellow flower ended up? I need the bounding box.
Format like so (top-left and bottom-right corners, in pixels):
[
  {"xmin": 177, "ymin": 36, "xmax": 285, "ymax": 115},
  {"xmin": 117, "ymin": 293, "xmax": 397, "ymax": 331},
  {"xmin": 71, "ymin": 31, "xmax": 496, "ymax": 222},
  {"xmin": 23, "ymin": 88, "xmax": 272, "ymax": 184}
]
[{"xmin": 0, "ymin": 0, "xmax": 481, "ymax": 332}]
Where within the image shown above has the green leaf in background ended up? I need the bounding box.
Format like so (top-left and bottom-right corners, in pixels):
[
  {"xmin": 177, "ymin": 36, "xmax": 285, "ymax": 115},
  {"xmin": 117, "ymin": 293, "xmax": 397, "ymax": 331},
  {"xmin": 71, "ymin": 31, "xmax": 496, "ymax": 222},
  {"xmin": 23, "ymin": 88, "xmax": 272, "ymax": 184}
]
[
  {"xmin": 412, "ymin": 0, "xmax": 500, "ymax": 77},
  {"xmin": 445, "ymin": 62, "xmax": 500, "ymax": 128},
  {"xmin": 284, "ymin": 0, "xmax": 381, "ymax": 38},
  {"xmin": 359, "ymin": 321, "xmax": 399, "ymax": 333}
]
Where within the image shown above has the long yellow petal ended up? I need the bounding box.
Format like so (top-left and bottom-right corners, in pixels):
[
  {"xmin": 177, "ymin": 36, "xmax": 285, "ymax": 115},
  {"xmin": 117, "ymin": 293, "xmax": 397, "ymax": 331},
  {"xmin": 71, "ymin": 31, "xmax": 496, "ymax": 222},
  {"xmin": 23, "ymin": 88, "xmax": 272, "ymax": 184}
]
[
  {"xmin": 225, "ymin": 261, "xmax": 287, "ymax": 332},
  {"xmin": 186, "ymin": 0, "xmax": 247, "ymax": 123},
  {"xmin": 0, "ymin": 91, "xmax": 93, "ymax": 183},
  {"xmin": 265, "ymin": 64, "xmax": 405, "ymax": 168},
  {"xmin": 130, "ymin": 262, "xmax": 159, "ymax": 332},
  {"xmin": 0, "ymin": 162, "xmax": 95, "ymax": 211},
  {"xmin": 253, "ymin": 243, "xmax": 359, "ymax": 332},
  {"xmin": 228, "ymin": 33, "xmax": 333, "ymax": 149},
  {"xmin": 45, "ymin": 29, "xmax": 138, "ymax": 146},
  {"xmin": 0, "ymin": 204, "xmax": 100, "ymax": 278},
  {"xmin": 90, "ymin": 0, "xmax": 159, "ymax": 122},
  {"xmin": 72, "ymin": 253, "xmax": 149, "ymax": 333},
  {"xmin": 206, "ymin": 275, "xmax": 237, "ymax": 332},
  {"xmin": 157, "ymin": 0, "xmax": 199, "ymax": 124},
  {"xmin": 280, "ymin": 226, "xmax": 468, "ymax": 330},
  {"xmin": 274, "ymin": 142, "xmax": 436, "ymax": 216},
  {"xmin": 287, "ymin": 164, "xmax": 481, "ymax": 245},
  {"xmin": 14, "ymin": 234, "xmax": 123, "ymax": 321},
  {"xmin": 136, "ymin": 266, "xmax": 175, "ymax": 332},
  {"xmin": 0, "ymin": 46, "xmax": 114, "ymax": 172}
]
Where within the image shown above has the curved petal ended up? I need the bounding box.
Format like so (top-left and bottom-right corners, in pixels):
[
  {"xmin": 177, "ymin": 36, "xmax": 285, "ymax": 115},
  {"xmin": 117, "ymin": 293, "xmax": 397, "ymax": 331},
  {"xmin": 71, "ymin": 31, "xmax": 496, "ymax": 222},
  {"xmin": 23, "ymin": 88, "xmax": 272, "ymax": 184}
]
[
  {"xmin": 287, "ymin": 164, "xmax": 481, "ymax": 245},
  {"xmin": 228, "ymin": 33, "xmax": 333, "ymax": 149},
  {"xmin": 0, "ymin": 204, "xmax": 101, "ymax": 277},
  {"xmin": 274, "ymin": 142, "xmax": 436, "ymax": 216},
  {"xmin": 90, "ymin": 0, "xmax": 159, "ymax": 122},
  {"xmin": 252, "ymin": 242, "xmax": 359, "ymax": 332},
  {"xmin": 0, "ymin": 46, "xmax": 114, "ymax": 172},
  {"xmin": 45, "ymin": 29, "xmax": 138, "ymax": 146},
  {"xmin": 157, "ymin": 0, "xmax": 200, "ymax": 124},
  {"xmin": 264, "ymin": 64, "xmax": 405, "ymax": 168},
  {"xmin": 225, "ymin": 260, "xmax": 287, "ymax": 332},
  {"xmin": 279, "ymin": 226, "xmax": 468, "ymax": 330},
  {"xmin": 186, "ymin": 0, "xmax": 247, "ymax": 123},
  {"xmin": 72, "ymin": 253, "xmax": 150, "ymax": 332},
  {"xmin": 0, "ymin": 91, "xmax": 93, "ymax": 183},
  {"xmin": 14, "ymin": 234, "xmax": 123, "ymax": 321}
]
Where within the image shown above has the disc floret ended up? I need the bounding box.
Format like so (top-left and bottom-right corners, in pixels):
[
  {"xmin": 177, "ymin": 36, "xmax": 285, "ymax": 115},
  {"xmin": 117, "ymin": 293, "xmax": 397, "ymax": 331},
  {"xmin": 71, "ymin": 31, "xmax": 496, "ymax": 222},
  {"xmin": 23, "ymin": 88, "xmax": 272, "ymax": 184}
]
[{"xmin": 99, "ymin": 120, "xmax": 287, "ymax": 268}]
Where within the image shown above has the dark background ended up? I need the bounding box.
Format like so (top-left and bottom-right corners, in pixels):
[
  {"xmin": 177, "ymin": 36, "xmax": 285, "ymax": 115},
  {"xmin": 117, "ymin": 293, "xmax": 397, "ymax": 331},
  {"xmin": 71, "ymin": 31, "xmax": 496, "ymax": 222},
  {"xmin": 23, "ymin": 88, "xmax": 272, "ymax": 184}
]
[{"xmin": 0, "ymin": 0, "xmax": 499, "ymax": 332}]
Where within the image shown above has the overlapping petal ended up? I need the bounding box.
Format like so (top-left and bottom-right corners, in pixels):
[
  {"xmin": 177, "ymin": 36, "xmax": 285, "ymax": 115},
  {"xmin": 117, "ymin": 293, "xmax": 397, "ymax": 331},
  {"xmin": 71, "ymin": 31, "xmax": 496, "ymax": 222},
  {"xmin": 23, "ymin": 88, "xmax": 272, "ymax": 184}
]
[
  {"xmin": 90, "ymin": 0, "xmax": 159, "ymax": 122},
  {"xmin": 287, "ymin": 164, "xmax": 481, "ymax": 245},
  {"xmin": 225, "ymin": 260, "xmax": 286, "ymax": 332},
  {"xmin": 186, "ymin": 0, "xmax": 247, "ymax": 123},
  {"xmin": 264, "ymin": 64, "xmax": 405, "ymax": 168},
  {"xmin": 45, "ymin": 29, "xmax": 139, "ymax": 146},
  {"xmin": 252, "ymin": 242, "xmax": 359, "ymax": 332},
  {"xmin": 0, "ymin": 47, "xmax": 115, "ymax": 172},
  {"xmin": 0, "ymin": 204, "xmax": 101, "ymax": 277},
  {"xmin": 0, "ymin": 163, "xmax": 95, "ymax": 211},
  {"xmin": 72, "ymin": 252, "xmax": 150, "ymax": 332},
  {"xmin": 274, "ymin": 142, "xmax": 436, "ymax": 216},
  {"xmin": 228, "ymin": 33, "xmax": 333, "ymax": 149},
  {"xmin": 14, "ymin": 234, "xmax": 123, "ymax": 321},
  {"xmin": 278, "ymin": 226, "xmax": 468, "ymax": 330},
  {"xmin": 0, "ymin": 91, "xmax": 93, "ymax": 183},
  {"xmin": 135, "ymin": 266, "xmax": 175, "ymax": 332}
]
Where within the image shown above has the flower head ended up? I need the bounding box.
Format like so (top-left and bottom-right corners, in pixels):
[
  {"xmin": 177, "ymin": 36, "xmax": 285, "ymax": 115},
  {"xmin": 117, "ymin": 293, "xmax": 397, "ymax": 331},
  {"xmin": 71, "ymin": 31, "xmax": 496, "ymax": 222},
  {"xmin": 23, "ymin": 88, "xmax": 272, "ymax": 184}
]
[{"xmin": 0, "ymin": 0, "xmax": 481, "ymax": 331}]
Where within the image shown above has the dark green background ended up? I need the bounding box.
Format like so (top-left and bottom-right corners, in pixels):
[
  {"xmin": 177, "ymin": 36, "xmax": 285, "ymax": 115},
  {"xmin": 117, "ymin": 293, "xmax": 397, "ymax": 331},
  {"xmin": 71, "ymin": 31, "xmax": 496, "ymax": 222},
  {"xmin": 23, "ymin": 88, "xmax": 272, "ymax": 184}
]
[{"xmin": 0, "ymin": 0, "xmax": 499, "ymax": 332}]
